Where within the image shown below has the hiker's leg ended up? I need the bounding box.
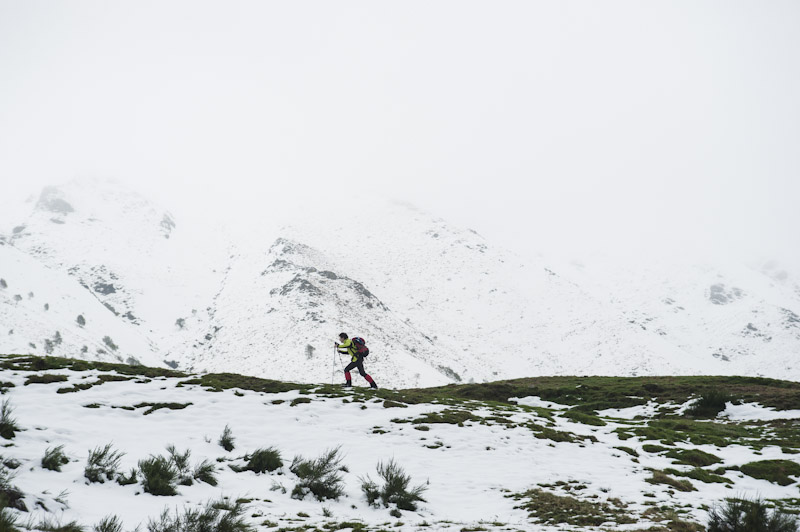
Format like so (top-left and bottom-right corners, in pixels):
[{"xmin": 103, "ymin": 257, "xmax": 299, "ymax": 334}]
[
  {"xmin": 343, "ymin": 360, "xmax": 358, "ymax": 385},
  {"xmin": 358, "ymin": 360, "xmax": 378, "ymax": 388}
]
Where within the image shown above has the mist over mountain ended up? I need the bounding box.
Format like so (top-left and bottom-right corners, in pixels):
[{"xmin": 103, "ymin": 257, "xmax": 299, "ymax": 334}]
[{"xmin": 1, "ymin": 179, "xmax": 799, "ymax": 384}]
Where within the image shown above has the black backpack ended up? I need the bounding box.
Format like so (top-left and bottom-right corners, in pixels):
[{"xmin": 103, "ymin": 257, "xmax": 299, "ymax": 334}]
[{"xmin": 352, "ymin": 337, "xmax": 369, "ymax": 357}]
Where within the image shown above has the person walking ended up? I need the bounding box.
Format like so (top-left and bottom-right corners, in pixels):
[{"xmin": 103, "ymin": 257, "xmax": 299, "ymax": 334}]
[{"xmin": 335, "ymin": 332, "xmax": 378, "ymax": 388}]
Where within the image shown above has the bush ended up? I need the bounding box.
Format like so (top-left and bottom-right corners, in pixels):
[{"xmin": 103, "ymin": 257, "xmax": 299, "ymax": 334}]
[
  {"xmin": 139, "ymin": 455, "xmax": 178, "ymax": 496},
  {"xmin": 708, "ymin": 497, "xmax": 798, "ymax": 532},
  {"xmin": 166, "ymin": 445, "xmax": 193, "ymax": 486},
  {"xmin": 93, "ymin": 516, "xmax": 123, "ymax": 532},
  {"xmin": 219, "ymin": 425, "xmax": 235, "ymax": 452},
  {"xmin": 193, "ymin": 459, "xmax": 218, "ymax": 486},
  {"xmin": 42, "ymin": 445, "xmax": 70, "ymax": 471},
  {"xmin": 360, "ymin": 459, "xmax": 427, "ymax": 511},
  {"xmin": 239, "ymin": 448, "xmax": 282, "ymax": 474},
  {"xmin": 147, "ymin": 500, "xmax": 253, "ymax": 532},
  {"xmin": 116, "ymin": 468, "xmax": 138, "ymax": 486},
  {"xmin": 0, "ymin": 399, "xmax": 19, "ymax": 440},
  {"xmin": 686, "ymin": 389, "xmax": 731, "ymax": 418},
  {"xmin": 290, "ymin": 447, "xmax": 346, "ymax": 501},
  {"xmin": 0, "ymin": 504, "xmax": 19, "ymax": 532},
  {"xmin": 0, "ymin": 465, "xmax": 26, "ymax": 511},
  {"xmin": 85, "ymin": 444, "xmax": 124, "ymax": 483},
  {"xmin": 33, "ymin": 517, "xmax": 85, "ymax": 532}
]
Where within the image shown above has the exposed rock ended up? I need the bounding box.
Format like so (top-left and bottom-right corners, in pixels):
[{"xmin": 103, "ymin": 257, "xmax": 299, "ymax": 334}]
[{"xmin": 36, "ymin": 186, "xmax": 75, "ymax": 214}]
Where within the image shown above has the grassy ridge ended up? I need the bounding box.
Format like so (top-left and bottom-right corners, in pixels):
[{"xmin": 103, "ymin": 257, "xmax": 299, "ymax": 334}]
[{"xmin": 3, "ymin": 354, "xmax": 800, "ymax": 411}]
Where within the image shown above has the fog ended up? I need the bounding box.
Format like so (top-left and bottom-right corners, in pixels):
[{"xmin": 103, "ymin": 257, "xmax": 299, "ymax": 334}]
[{"xmin": 1, "ymin": 1, "xmax": 798, "ymax": 265}]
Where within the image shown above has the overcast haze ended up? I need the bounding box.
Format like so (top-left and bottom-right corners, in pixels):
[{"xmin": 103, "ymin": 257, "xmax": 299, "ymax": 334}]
[{"xmin": 1, "ymin": 1, "xmax": 798, "ymax": 263}]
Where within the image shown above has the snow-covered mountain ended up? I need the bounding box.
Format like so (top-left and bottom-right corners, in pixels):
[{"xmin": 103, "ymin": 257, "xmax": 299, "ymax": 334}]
[{"xmin": 1, "ymin": 179, "xmax": 799, "ymax": 384}]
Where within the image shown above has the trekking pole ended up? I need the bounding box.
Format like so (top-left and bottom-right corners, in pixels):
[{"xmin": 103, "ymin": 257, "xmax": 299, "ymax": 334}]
[{"xmin": 332, "ymin": 344, "xmax": 336, "ymax": 385}]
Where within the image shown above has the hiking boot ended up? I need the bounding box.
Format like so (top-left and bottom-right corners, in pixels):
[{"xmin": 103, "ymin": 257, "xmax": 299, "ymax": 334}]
[
  {"xmin": 370, "ymin": 382, "xmax": 378, "ymax": 389},
  {"xmin": 343, "ymin": 381, "xmax": 352, "ymax": 387}
]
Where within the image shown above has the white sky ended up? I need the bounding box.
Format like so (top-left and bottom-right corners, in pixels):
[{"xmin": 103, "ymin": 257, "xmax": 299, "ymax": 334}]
[{"xmin": 1, "ymin": 1, "xmax": 798, "ymax": 264}]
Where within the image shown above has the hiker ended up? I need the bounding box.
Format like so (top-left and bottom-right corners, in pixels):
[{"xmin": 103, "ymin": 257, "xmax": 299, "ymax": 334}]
[{"xmin": 335, "ymin": 333, "xmax": 378, "ymax": 388}]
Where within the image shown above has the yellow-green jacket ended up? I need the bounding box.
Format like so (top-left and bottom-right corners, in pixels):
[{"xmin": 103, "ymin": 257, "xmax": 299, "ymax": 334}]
[{"xmin": 337, "ymin": 339, "xmax": 358, "ymax": 361}]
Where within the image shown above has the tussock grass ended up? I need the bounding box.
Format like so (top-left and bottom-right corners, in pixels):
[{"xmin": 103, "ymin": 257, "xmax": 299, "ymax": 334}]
[
  {"xmin": 42, "ymin": 445, "xmax": 70, "ymax": 471},
  {"xmin": 290, "ymin": 447, "xmax": 346, "ymax": 501},
  {"xmin": 93, "ymin": 516, "xmax": 123, "ymax": 532},
  {"xmin": 34, "ymin": 517, "xmax": 85, "ymax": 532},
  {"xmin": 0, "ymin": 399, "xmax": 18, "ymax": 440},
  {"xmin": 360, "ymin": 459, "xmax": 427, "ymax": 511},
  {"xmin": 0, "ymin": 465, "xmax": 26, "ymax": 511},
  {"xmin": 219, "ymin": 425, "xmax": 235, "ymax": 452},
  {"xmin": 85, "ymin": 444, "xmax": 124, "ymax": 483},
  {"xmin": 194, "ymin": 459, "xmax": 218, "ymax": 486},
  {"xmin": 708, "ymin": 497, "xmax": 799, "ymax": 532}
]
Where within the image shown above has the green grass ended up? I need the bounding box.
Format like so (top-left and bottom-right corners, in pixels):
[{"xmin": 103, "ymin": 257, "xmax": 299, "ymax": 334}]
[
  {"xmin": 665, "ymin": 448, "xmax": 722, "ymax": 467},
  {"xmin": 508, "ymin": 488, "xmax": 637, "ymax": 526},
  {"xmin": 615, "ymin": 418, "xmax": 757, "ymax": 447},
  {"xmin": 561, "ymin": 410, "xmax": 607, "ymax": 426},
  {"xmin": 664, "ymin": 467, "xmax": 731, "ymax": 484},
  {"xmin": 646, "ymin": 470, "xmax": 697, "ymax": 492},
  {"xmin": 739, "ymin": 460, "xmax": 800, "ymax": 486},
  {"xmin": 615, "ymin": 446, "xmax": 639, "ymax": 458},
  {"xmin": 24, "ymin": 373, "xmax": 68, "ymax": 385},
  {"xmin": 132, "ymin": 402, "xmax": 192, "ymax": 415},
  {"xmin": 1, "ymin": 355, "xmax": 184, "ymax": 378},
  {"xmin": 684, "ymin": 388, "xmax": 733, "ymax": 418}
]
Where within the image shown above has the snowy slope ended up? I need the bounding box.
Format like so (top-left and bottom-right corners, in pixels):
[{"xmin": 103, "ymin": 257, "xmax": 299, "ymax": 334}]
[
  {"xmin": 3, "ymin": 357, "xmax": 800, "ymax": 530},
  {"xmin": 1, "ymin": 178, "xmax": 800, "ymax": 383}
]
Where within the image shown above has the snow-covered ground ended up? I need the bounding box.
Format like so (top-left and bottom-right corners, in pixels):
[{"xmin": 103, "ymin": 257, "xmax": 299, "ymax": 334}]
[{"xmin": 3, "ymin": 359, "xmax": 800, "ymax": 530}]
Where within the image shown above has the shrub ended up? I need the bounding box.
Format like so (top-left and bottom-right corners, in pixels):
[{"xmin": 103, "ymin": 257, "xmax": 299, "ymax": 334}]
[
  {"xmin": 76, "ymin": 315, "xmax": 86, "ymax": 327},
  {"xmin": 42, "ymin": 445, "xmax": 70, "ymax": 471},
  {"xmin": 194, "ymin": 459, "xmax": 218, "ymax": 486},
  {"xmin": 360, "ymin": 459, "xmax": 427, "ymax": 511},
  {"xmin": 85, "ymin": 444, "xmax": 124, "ymax": 483},
  {"xmin": 116, "ymin": 468, "xmax": 138, "ymax": 486},
  {"xmin": 708, "ymin": 497, "xmax": 798, "ymax": 532},
  {"xmin": 686, "ymin": 388, "xmax": 731, "ymax": 418},
  {"xmin": 219, "ymin": 425, "xmax": 235, "ymax": 452},
  {"xmin": 147, "ymin": 500, "xmax": 253, "ymax": 532},
  {"xmin": 138, "ymin": 455, "xmax": 178, "ymax": 496},
  {"xmin": 0, "ymin": 399, "xmax": 19, "ymax": 440},
  {"xmin": 33, "ymin": 517, "xmax": 85, "ymax": 532},
  {"xmin": 0, "ymin": 504, "xmax": 19, "ymax": 532},
  {"xmin": 166, "ymin": 445, "xmax": 193, "ymax": 485},
  {"xmin": 241, "ymin": 448, "xmax": 282, "ymax": 474},
  {"xmin": 0, "ymin": 466, "xmax": 26, "ymax": 511},
  {"xmin": 290, "ymin": 447, "xmax": 346, "ymax": 501},
  {"xmin": 93, "ymin": 516, "xmax": 123, "ymax": 532}
]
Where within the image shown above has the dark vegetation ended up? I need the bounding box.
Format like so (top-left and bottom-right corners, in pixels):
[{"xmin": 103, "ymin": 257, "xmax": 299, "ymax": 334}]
[
  {"xmin": 509, "ymin": 488, "xmax": 637, "ymax": 526},
  {"xmin": 708, "ymin": 497, "xmax": 799, "ymax": 532},
  {"xmin": 360, "ymin": 459, "xmax": 427, "ymax": 511},
  {"xmin": 290, "ymin": 447, "xmax": 346, "ymax": 501},
  {"xmin": 42, "ymin": 445, "xmax": 70, "ymax": 471}
]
